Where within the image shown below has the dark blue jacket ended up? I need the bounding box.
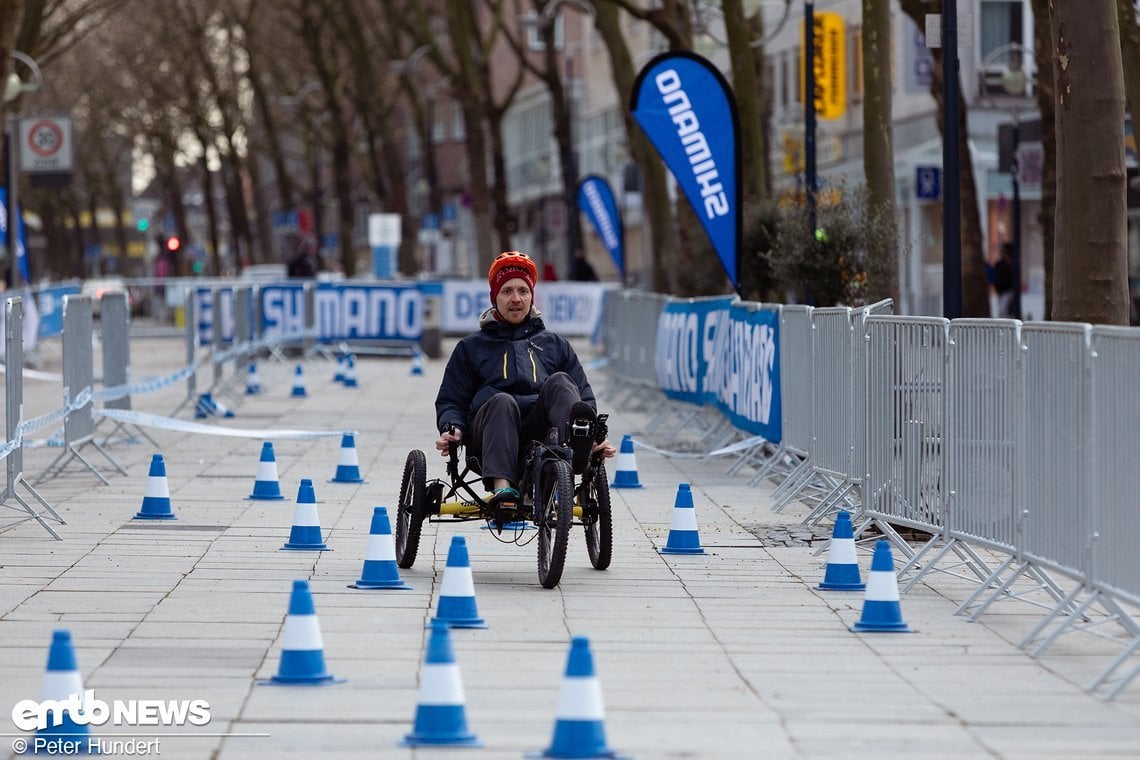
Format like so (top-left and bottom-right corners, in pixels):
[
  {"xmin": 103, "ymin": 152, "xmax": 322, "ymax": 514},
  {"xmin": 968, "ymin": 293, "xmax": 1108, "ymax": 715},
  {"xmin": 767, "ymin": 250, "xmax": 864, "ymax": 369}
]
[{"xmin": 435, "ymin": 308, "xmax": 595, "ymax": 433}]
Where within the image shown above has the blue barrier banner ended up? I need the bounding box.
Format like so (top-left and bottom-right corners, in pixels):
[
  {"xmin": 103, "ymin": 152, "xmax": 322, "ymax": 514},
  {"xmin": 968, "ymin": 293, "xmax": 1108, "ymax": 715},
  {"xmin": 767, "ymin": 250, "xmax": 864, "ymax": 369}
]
[
  {"xmin": 577, "ymin": 175, "xmax": 623, "ymax": 278},
  {"xmin": 196, "ymin": 287, "xmax": 234, "ymax": 346},
  {"xmin": 631, "ymin": 52, "xmax": 740, "ymax": 290},
  {"xmin": 0, "ymin": 188, "xmax": 30, "ymax": 283},
  {"xmin": 258, "ymin": 282, "xmax": 423, "ymax": 342},
  {"xmin": 655, "ymin": 296, "xmax": 734, "ymax": 403},
  {"xmin": 37, "ymin": 284, "xmax": 80, "ymax": 338},
  {"xmin": 706, "ymin": 303, "xmax": 781, "ymax": 442}
]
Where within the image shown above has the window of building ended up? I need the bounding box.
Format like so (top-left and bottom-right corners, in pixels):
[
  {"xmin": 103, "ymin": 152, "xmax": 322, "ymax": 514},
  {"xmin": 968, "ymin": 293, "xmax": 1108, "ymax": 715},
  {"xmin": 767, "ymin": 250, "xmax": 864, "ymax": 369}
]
[
  {"xmin": 980, "ymin": 0, "xmax": 1024, "ymax": 61},
  {"xmin": 979, "ymin": 0, "xmax": 1028, "ymax": 96}
]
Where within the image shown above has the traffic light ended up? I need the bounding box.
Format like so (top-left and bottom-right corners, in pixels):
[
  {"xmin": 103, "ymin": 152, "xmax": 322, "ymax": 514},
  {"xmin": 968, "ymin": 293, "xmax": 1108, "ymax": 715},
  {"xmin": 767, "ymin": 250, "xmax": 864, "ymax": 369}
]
[
  {"xmin": 191, "ymin": 260, "xmax": 205, "ymax": 275},
  {"xmin": 165, "ymin": 235, "xmax": 182, "ymax": 253},
  {"xmin": 137, "ymin": 218, "xmax": 149, "ymax": 232}
]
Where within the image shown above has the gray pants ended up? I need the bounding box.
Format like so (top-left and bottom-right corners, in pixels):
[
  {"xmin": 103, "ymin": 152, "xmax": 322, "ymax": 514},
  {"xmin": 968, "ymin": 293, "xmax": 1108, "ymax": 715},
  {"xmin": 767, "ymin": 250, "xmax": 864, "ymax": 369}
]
[{"xmin": 469, "ymin": 372, "xmax": 582, "ymax": 486}]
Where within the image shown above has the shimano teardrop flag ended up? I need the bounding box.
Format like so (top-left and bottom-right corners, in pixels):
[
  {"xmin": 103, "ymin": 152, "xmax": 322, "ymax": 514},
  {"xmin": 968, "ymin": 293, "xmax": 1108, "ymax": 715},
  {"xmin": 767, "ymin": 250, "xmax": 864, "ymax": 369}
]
[
  {"xmin": 630, "ymin": 51, "xmax": 741, "ymax": 291},
  {"xmin": 576, "ymin": 175, "xmax": 624, "ymax": 279}
]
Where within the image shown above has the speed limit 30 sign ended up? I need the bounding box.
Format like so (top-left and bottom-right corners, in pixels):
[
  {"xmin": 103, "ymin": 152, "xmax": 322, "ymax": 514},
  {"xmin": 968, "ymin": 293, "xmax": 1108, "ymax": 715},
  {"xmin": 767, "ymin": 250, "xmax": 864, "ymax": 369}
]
[{"xmin": 19, "ymin": 116, "xmax": 74, "ymax": 173}]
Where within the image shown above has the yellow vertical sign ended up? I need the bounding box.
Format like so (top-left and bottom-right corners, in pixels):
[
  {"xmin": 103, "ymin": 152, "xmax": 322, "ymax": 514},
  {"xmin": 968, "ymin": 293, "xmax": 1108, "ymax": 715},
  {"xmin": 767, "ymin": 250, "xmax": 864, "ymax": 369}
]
[{"xmin": 799, "ymin": 12, "xmax": 847, "ymax": 120}]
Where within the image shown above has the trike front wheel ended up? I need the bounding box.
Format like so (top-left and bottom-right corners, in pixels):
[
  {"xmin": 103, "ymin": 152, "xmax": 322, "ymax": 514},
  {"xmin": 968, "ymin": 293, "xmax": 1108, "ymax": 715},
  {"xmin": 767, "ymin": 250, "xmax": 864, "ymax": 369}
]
[
  {"xmin": 584, "ymin": 462, "xmax": 613, "ymax": 570},
  {"xmin": 536, "ymin": 458, "xmax": 575, "ymax": 589},
  {"xmin": 396, "ymin": 449, "xmax": 426, "ymax": 568}
]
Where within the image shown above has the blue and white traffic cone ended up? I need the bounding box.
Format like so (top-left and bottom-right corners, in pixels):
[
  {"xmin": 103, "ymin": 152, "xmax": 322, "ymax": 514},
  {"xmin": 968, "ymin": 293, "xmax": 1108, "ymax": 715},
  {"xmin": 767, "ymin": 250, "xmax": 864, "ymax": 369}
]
[
  {"xmin": 532, "ymin": 637, "xmax": 623, "ymax": 759},
  {"xmin": 431, "ymin": 536, "xmax": 487, "ymax": 629},
  {"xmin": 34, "ymin": 630, "xmax": 92, "ymax": 748},
  {"xmin": 263, "ymin": 580, "xmax": 344, "ymax": 685},
  {"xmin": 134, "ymin": 453, "xmax": 176, "ymax": 520},
  {"xmin": 610, "ymin": 435, "xmax": 644, "ymax": 489},
  {"xmin": 349, "ymin": 507, "xmax": 412, "ymax": 590},
  {"xmin": 659, "ymin": 483, "xmax": 704, "ymax": 555},
  {"xmin": 333, "ymin": 353, "xmax": 346, "ymax": 384},
  {"xmin": 410, "ymin": 349, "xmax": 424, "ymax": 376},
  {"xmin": 342, "ymin": 354, "xmax": 359, "ymax": 388},
  {"xmin": 245, "ymin": 362, "xmax": 262, "ymax": 395},
  {"xmin": 249, "ymin": 441, "xmax": 286, "ymax": 500},
  {"xmin": 400, "ymin": 620, "xmax": 481, "ymax": 748},
  {"xmin": 194, "ymin": 392, "xmax": 217, "ymax": 418},
  {"xmin": 290, "ymin": 364, "xmax": 308, "ymax": 398},
  {"xmin": 818, "ymin": 511, "xmax": 865, "ymax": 591},
  {"xmin": 282, "ymin": 479, "xmax": 329, "ymax": 551},
  {"xmin": 851, "ymin": 540, "xmax": 912, "ymax": 633},
  {"xmin": 330, "ymin": 433, "xmax": 364, "ymax": 483}
]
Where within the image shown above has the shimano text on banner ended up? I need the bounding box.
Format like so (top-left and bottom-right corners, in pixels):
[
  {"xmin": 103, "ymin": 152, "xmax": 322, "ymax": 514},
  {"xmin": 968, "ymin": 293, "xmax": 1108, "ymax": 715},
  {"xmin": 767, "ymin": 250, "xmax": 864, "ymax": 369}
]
[
  {"xmin": 630, "ymin": 52, "xmax": 741, "ymax": 291},
  {"xmin": 705, "ymin": 303, "xmax": 781, "ymax": 442},
  {"xmin": 655, "ymin": 296, "xmax": 734, "ymax": 405},
  {"xmin": 576, "ymin": 175, "xmax": 624, "ymax": 279}
]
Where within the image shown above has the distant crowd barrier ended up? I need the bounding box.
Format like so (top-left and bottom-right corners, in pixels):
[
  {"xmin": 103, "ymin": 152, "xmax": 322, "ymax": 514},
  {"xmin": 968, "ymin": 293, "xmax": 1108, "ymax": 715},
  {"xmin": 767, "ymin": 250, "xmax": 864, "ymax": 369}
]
[{"xmin": 602, "ymin": 288, "xmax": 1140, "ymax": 700}]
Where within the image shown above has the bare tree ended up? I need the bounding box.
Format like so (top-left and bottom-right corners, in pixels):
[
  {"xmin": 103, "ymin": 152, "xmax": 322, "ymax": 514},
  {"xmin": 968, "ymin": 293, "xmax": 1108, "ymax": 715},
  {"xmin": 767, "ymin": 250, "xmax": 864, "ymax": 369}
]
[{"xmin": 1049, "ymin": 0, "xmax": 1130, "ymax": 323}]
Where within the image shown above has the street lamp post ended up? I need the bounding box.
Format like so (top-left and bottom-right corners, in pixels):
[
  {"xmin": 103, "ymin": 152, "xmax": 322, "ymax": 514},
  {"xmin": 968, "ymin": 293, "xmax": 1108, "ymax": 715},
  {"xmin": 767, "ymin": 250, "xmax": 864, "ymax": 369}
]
[{"xmin": 3, "ymin": 51, "xmax": 43, "ymax": 289}]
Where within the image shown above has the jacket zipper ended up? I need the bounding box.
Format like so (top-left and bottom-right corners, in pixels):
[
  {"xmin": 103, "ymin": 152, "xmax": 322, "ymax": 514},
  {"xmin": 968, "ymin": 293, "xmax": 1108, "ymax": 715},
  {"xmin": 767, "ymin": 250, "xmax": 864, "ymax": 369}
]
[
  {"xmin": 528, "ymin": 349, "xmax": 537, "ymax": 382},
  {"xmin": 502, "ymin": 351, "xmax": 508, "ymax": 379}
]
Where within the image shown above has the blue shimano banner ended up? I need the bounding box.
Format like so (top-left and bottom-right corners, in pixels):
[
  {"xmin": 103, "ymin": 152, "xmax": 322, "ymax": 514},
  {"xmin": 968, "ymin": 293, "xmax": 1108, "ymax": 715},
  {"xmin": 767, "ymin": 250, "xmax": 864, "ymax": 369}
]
[
  {"xmin": 630, "ymin": 52, "xmax": 740, "ymax": 290},
  {"xmin": 577, "ymin": 175, "xmax": 623, "ymax": 278},
  {"xmin": 0, "ymin": 188, "xmax": 31, "ymax": 283},
  {"xmin": 37, "ymin": 284, "xmax": 80, "ymax": 338},
  {"xmin": 196, "ymin": 287, "xmax": 235, "ymax": 346},
  {"xmin": 259, "ymin": 282, "xmax": 423, "ymax": 342},
  {"xmin": 655, "ymin": 296, "xmax": 734, "ymax": 404},
  {"xmin": 706, "ymin": 303, "xmax": 781, "ymax": 442}
]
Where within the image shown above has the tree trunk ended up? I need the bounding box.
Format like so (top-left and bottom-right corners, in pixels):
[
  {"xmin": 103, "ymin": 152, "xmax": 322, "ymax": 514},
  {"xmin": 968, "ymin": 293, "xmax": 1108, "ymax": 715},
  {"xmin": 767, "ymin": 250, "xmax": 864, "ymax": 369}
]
[
  {"xmin": 331, "ymin": 132, "xmax": 356, "ymax": 276},
  {"xmin": 723, "ymin": 0, "xmax": 766, "ymax": 204},
  {"xmin": 862, "ymin": 0, "xmax": 899, "ymax": 303},
  {"xmin": 594, "ymin": 2, "xmax": 674, "ymax": 291},
  {"xmin": 199, "ymin": 156, "xmax": 223, "ymax": 274},
  {"xmin": 1050, "ymin": 0, "xmax": 1130, "ymax": 324},
  {"xmin": 1031, "ymin": 0, "xmax": 1057, "ymax": 320},
  {"xmin": 446, "ymin": 0, "xmax": 494, "ymax": 276}
]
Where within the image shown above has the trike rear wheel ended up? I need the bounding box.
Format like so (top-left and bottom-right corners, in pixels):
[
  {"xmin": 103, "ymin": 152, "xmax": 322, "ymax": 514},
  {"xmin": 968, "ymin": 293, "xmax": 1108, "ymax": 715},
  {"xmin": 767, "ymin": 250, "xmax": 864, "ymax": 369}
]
[
  {"xmin": 396, "ymin": 450, "xmax": 426, "ymax": 568},
  {"xmin": 536, "ymin": 458, "xmax": 575, "ymax": 589},
  {"xmin": 584, "ymin": 463, "xmax": 613, "ymax": 570}
]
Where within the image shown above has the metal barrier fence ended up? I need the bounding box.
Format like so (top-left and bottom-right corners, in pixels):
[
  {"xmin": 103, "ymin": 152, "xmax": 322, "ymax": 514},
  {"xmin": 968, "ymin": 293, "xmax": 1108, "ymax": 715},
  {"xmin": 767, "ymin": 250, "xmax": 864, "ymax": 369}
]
[
  {"xmin": 1, "ymin": 297, "xmax": 63, "ymax": 538},
  {"xmin": 862, "ymin": 316, "xmax": 949, "ymax": 559},
  {"xmin": 36, "ymin": 297, "xmax": 126, "ymax": 485}
]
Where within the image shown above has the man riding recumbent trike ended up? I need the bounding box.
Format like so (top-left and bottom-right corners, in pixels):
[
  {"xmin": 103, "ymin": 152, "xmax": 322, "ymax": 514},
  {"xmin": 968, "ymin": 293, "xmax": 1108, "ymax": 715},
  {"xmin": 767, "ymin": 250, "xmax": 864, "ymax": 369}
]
[{"xmin": 393, "ymin": 251, "xmax": 616, "ymax": 589}]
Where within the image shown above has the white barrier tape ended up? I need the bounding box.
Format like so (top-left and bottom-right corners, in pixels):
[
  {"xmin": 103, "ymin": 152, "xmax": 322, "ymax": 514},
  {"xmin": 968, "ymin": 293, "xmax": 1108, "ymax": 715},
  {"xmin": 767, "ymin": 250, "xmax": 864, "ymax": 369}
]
[
  {"xmin": 0, "ymin": 364, "xmax": 64, "ymax": 382},
  {"xmin": 96, "ymin": 408, "xmax": 354, "ymax": 440},
  {"xmin": 94, "ymin": 360, "xmax": 202, "ymax": 403},
  {"xmin": 630, "ymin": 435, "xmax": 769, "ymax": 460}
]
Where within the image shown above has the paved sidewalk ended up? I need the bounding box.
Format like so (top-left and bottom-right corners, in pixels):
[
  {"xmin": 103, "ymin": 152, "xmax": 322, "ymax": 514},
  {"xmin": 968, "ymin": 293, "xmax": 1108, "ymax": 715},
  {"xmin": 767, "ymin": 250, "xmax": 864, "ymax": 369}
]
[{"xmin": 1, "ymin": 336, "xmax": 1138, "ymax": 759}]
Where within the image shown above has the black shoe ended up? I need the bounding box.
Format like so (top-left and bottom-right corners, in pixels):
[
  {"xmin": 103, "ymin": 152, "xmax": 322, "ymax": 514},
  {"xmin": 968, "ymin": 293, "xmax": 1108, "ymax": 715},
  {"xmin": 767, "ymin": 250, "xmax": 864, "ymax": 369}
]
[{"xmin": 567, "ymin": 402, "xmax": 597, "ymax": 475}]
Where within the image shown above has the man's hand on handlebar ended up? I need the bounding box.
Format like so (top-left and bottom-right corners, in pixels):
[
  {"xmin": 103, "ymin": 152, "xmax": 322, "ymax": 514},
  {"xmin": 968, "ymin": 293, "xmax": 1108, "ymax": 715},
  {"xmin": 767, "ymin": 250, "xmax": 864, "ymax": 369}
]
[
  {"xmin": 435, "ymin": 427, "xmax": 462, "ymax": 456},
  {"xmin": 593, "ymin": 439, "xmax": 616, "ymax": 459}
]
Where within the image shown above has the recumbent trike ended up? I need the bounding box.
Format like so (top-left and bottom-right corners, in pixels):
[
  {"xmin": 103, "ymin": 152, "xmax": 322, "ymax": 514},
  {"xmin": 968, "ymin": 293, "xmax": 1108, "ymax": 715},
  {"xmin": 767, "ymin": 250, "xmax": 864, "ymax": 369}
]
[{"xmin": 394, "ymin": 411, "xmax": 613, "ymax": 589}]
